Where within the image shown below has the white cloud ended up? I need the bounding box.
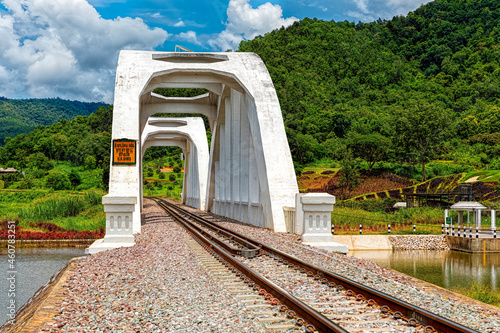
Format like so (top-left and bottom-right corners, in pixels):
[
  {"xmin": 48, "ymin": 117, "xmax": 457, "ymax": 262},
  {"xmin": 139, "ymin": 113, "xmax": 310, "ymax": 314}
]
[
  {"xmin": 174, "ymin": 20, "xmax": 185, "ymax": 27},
  {"xmin": 347, "ymin": 0, "xmax": 433, "ymax": 22},
  {"xmin": 0, "ymin": 0, "xmax": 169, "ymax": 102},
  {"xmin": 177, "ymin": 31, "xmax": 200, "ymax": 45},
  {"xmin": 208, "ymin": 0, "xmax": 298, "ymax": 51},
  {"xmin": 352, "ymin": 0, "xmax": 370, "ymax": 14}
]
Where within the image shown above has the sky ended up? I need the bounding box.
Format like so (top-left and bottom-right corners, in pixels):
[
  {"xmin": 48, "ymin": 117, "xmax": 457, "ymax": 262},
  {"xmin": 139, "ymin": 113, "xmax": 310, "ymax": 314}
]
[{"xmin": 0, "ymin": 0, "xmax": 433, "ymax": 103}]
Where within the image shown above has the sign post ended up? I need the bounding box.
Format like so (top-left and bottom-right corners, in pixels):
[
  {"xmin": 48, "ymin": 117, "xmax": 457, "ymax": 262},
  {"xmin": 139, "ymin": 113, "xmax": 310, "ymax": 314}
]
[{"xmin": 112, "ymin": 139, "xmax": 136, "ymax": 165}]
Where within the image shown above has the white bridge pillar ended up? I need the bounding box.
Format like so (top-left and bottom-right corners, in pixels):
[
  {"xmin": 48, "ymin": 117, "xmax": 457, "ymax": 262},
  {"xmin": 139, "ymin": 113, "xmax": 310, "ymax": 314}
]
[{"xmin": 300, "ymin": 193, "xmax": 348, "ymax": 253}]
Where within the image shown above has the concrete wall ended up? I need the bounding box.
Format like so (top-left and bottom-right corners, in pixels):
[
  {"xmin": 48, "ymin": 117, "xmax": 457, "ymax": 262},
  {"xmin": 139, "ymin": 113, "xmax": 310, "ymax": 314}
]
[{"xmin": 447, "ymin": 235, "xmax": 500, "ymax": 252}]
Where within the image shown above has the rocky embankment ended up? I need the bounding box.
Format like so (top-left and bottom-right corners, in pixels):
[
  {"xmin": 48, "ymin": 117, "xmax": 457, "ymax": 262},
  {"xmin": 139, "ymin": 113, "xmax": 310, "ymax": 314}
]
[{"xmin": 389, "ymin": 235, "xmax": 450, "ymax": 250}]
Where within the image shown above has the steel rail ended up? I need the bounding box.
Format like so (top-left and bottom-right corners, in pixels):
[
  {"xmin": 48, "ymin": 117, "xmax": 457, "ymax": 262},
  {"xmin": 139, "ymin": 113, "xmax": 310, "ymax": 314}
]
[
  {"xmin": 152, "ymin": 198, "xmax": 247, "ymax": 257},
  {"xmin": 157, "ymin": 198, "xmax": 348, "ymax": 333},
  {"xmin": 153, "ymin": 198, "xmax": 260, "ymax": 257},
  {"xmin": 156, "ymin": 199, "xmax": 480, "ymax": 333}
]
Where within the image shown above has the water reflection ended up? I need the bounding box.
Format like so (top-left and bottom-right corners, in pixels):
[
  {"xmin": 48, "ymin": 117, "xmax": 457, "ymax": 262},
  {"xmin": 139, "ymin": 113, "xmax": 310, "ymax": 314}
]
[{"xmin": 348, "ymin": 250, "xmax": 500, "ymax": 291}]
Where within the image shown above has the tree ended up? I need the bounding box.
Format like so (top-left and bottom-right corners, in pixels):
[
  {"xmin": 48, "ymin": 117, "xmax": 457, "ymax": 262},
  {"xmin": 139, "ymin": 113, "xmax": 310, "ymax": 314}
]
[
  {"xmin": 338, "ymin": 149, "xmax": 360, "ymax": 199},
  {"xmin": 392, "ymin": 101, "xmax": 450, "ymax": 181},
  {"xmin": 346, "ymin": 133, "xmax": 391, "ymax": 173},
  {"xmin": 45, "ymin": 169, "xmax": 71, "ymax": 190},
  {"xmin": 26, "ymin": 152, "xmax": 53, "ymax": 171},
  {"xmin": 173, "ymin": 166, "xmax": 181, "ymax": 173},
  {"xmin": 84, "ymin": 155, "xmax": 97, "ymax": 170},
  {"xmin": 68, "ymin": 169, "xmax": 82, "ymax": 190},
  {"xmin": 169, "ymin": 174, "xmax": 176, "ymax": 181},
  {"xmin": 158, "ymin": 172, "xmax": 165, "ymax": 179}
]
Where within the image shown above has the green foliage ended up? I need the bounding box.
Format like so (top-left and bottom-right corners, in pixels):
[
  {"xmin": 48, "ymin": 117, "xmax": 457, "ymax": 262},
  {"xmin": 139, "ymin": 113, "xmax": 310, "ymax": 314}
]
[
  {"xmin": 239, "ymin": 1, "xmax": 500, "ymax": 168},
  {"xmin": 173, "ymin": 166, "xmax": 181, "ymax": 173},
  {"xmin": 45, "ymin": 169, "xmax": 71, "ymax": 191},
  {"xmin": 168, "ymin": 174, "xmax": 176, "ymax": 181},
  {"xmin": 68, "ymin": 169, "xmax": 82, "ymax": 190},
  {"xmin": 84, "ymin": 155, "xmax": 96, "ymax": 170},
  {"xmin": 452, "ymin": 283, "xmax": 500, "ymax": 307},
  {"xmin": 338, "ymin": 150, "xmax": 360, "ymax": 198},
  {"xmin": 158, "ymin": 172, "xmax": 165, "ymax": 179},
  {"xmin": 347, "ymin": 133, "xmax": 391, "ymax": 172},
  {"xmin": 146, "ymin": 168, "xmax": 154, "ymax": 177},
  {"xmin": 0, "ymin": 97, "xmax": 106, "ymax": 146},
  {"xmin": 18, "ymin": 192, "xmax": 103, "ymax": 221}
]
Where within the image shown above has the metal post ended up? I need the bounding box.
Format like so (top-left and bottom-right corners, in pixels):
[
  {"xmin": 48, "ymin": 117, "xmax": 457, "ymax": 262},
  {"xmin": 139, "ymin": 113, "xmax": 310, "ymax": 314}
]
[
  {"xmin": 458, "ymin": 224, "xmax": 460, "ymax": 237},
  {"xmin": 451, "ymin": 223, "xmax": 454, "ymax": 236},
  {"xmin": 331, "ymin": 224, "xmax": 335, "ymax": 234},
  {"xmin": 470, "ymin": 226, "xmax": 472, "ymax": 238},
  {"xmin": 359, "ymin": 224, "xmax": 362, "ymax": 234},
  {"xmin": 492, "ymin": 210, "xmax": 496, "ymax": 239},
  {"xmin": 441, "ymin": 224, "xmax": 444, "ymax": 234},
  {"xmin": 476, "ymin": 227, "xmax": 479, "ymax": 238},
  {"xmin": 413, "ymin": 224, "xmax": 416, "ymax": 233},
  {"xmin": 388, "ymin": 224, "xmax": 391, "ymax": 233}
]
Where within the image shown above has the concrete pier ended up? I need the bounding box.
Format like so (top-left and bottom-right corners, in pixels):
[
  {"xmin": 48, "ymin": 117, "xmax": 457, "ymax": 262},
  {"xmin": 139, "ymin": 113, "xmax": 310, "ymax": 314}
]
[{"xmin": 446, "ymin": 235, "xmax": 500, "ymax": 253}]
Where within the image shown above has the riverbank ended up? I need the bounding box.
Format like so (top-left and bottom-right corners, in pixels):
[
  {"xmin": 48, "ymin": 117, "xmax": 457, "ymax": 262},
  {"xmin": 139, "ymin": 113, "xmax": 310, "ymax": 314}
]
[
  {"xmin": 0, "ymin": 256, "xmax": 85, "ymax": 332},
  {"xmin": 0, "ymin": 239, "xmax": 96, "ymax": 248},
  {"xmin": 328, "ymin": 234, "xmax": 449, "ymax": 250}
]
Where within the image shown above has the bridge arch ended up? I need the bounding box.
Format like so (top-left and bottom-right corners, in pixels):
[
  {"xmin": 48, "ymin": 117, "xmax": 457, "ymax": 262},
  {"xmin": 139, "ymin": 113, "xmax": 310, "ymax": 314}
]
[
  {"xmin": 91, "ymin": 51, "xmax": 298, "ymax": 253},
  {"xmin": 141, "ymin": 117, "xmax": 209, "ymax": 211}
]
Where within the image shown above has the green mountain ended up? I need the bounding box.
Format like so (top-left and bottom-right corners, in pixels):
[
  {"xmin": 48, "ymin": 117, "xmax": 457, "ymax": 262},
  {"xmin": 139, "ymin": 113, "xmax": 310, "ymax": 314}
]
[
  {"xmin": 0, "ymin": 97, "xmax": 107, "ymax": 145},
  {"xmin": 2, "ymin": 0, "xmax": 500, "ymax": 186},
  {"xmin": 239, "ymin": 0, "xmax": 500, "ymax": 180}
]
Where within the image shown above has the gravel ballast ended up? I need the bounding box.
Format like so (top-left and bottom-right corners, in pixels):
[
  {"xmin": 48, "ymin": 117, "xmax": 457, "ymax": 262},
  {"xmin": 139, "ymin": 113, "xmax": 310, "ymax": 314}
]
[
  {"xmin": 51, "ymin": 200, "xmax": 500, "ymax": 332},
  {"xmin": 50, "ymin": 201, "xmax": 266, "ymax": 332}
]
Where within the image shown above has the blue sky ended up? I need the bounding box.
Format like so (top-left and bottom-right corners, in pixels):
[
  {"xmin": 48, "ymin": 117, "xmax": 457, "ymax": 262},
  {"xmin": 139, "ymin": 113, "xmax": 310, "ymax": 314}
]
[{"xmin": 0, "ymin": 0, "xmax": 432, "ymax": 103}]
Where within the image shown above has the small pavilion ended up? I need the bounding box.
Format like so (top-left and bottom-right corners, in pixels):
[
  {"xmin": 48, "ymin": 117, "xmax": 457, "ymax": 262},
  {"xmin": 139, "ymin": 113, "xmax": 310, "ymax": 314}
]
[{"xmin": 449, "ymin": 201, "xmax": 488, "ymax": 228}]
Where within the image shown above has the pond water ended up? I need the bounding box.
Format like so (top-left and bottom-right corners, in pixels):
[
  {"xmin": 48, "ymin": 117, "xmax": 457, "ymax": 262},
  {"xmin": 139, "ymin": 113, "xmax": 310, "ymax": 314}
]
[
  {"xmin": 348, "ymin": 250, "xmax": 500, "ymax": 291},
  {"xmin": 0, "ymin": 247, "xmax": 86, "ymax": 325}
]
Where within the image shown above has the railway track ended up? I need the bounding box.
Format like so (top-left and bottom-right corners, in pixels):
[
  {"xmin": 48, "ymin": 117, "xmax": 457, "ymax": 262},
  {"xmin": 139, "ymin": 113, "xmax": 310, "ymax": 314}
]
[{"xmin": 151, "ymin": 197, "xmax": 479, "ymax": 333}]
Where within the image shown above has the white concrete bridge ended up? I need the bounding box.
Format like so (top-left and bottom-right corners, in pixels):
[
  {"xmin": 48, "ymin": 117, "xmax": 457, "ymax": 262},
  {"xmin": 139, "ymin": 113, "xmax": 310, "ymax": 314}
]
[{"xmin": 88, "ymin": 51, "xmax": 305, "ymax": 254}]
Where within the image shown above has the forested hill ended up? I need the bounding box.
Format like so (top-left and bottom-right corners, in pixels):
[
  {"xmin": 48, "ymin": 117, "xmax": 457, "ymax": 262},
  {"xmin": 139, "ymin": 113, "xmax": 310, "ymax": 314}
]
[
  {"xmin": 0, "ymin": 97, "xmax": 107, "ymax": 145},
  {"xmin": 239, "ymin": 0, "xmax": 500, "ymax": 177}
]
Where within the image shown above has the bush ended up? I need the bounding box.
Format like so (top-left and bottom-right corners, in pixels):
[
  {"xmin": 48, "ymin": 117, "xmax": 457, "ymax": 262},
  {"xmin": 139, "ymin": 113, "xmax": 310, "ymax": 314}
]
[
  {"xmin": 146, "ymin": 169, "xmax": 154, "ymax": 177},
  {"xmin": 45, "ymin": 170, "xmax": 71, "ymax": 190},
  {"xmin": 84, "ymin": 155, "xmax": 97, "ymax": 170},
  {"xmin": 169, "ymin": 174, "xmax": 176, "ymax": 181},
  {"xmin": 155, "ymin": 168, "xmax": 161, "ymax": 174},
  {"xmin": 173, "ymin": 166, "xmax": 181, "ymax": 173},
  {"xmin": 159, "ymin": 172, "xmax": 165, "ymax": 179}
]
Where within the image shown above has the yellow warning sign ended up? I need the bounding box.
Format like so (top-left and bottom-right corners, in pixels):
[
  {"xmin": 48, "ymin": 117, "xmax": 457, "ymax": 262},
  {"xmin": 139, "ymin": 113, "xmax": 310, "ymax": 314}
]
[{"xmin": 113, "ymin": 139, "xmax": 136, "ymax": 165}]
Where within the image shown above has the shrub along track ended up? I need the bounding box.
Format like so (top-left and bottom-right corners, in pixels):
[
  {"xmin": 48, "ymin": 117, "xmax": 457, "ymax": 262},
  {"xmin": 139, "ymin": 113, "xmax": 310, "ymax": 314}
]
[{"xmin": 152, "ymin": 197, "xmax": 478, "ymax": 333}]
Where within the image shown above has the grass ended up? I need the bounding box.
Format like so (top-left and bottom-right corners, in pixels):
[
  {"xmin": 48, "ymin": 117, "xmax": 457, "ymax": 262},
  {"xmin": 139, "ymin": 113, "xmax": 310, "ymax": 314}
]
[
  {"xmin": 0, "ymin": 190, "xmax": 105, "ymax": 232},
  {"xmin": 451, "ymin": 283, "xmax": 500, "ymax": 307},
  {"xmin": 331, "ymin": 206, "xmax": 445, "ymax": 235},
  {"xmin": 463, "ymin": 170, "xmax": 500, "ymax": 182},
  {"xmin": 143, "ymin": 168, "xmax": 183, "ymax": 201}
]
